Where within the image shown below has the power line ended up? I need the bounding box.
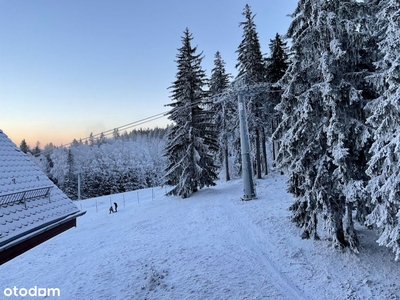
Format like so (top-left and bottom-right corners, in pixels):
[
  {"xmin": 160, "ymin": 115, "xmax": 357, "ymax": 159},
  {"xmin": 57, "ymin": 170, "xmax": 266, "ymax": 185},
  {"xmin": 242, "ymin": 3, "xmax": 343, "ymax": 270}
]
[
  {"xmin": 33, "ymin": 98, "xmax": 212, "ymax": 158},
  {"xmin": 33, "ymin": 111, "xmax": 170, "ymax": 157},
  {"xmin": 74, "ymin": 97, "xmax": 222, "ymax": 147},
  {"xmin": 71, "ymin": 112, "xmax": 169, "ymax": 144},
  {"xmin": 33, "ymin": 80, "xmax": 276, "ymax": 158},
  {"xmin": 51, "ymin": 97, "xmax": 213, "ymax": 150}
]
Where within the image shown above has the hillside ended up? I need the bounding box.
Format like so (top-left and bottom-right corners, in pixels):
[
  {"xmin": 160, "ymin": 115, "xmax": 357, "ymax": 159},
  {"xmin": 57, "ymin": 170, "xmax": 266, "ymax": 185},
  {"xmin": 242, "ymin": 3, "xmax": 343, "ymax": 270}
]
[{"xmin": 1, "ymin": 173, "xmax": 399, "ymax": 300}]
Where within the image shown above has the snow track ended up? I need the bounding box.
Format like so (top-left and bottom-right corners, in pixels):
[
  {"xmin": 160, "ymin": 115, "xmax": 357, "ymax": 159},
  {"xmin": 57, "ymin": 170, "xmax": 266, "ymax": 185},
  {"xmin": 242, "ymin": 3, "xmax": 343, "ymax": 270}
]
[
  {"xmin": 2, "ymin": 177, "xmax": 399, "ymax": 299},
  {"xmin": 219, "ymin": 198, "xmax": 310, "ymax": 300}
]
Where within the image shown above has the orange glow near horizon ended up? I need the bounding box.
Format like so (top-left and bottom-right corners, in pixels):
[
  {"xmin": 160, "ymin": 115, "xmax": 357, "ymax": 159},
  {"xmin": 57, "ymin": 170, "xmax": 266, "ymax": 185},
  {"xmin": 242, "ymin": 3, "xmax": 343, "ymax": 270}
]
[
  {"xmin": 4, "ymin": 128, "xmax": 79, "ymax": 148},
  {"xmin": 3, "ymin": 118, "xmax": 170, "ymax": 149}
]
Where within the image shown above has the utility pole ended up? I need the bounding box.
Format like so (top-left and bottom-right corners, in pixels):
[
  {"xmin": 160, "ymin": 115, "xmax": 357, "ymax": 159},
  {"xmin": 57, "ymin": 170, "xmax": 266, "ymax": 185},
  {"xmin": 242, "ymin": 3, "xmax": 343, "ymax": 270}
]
[
  {"xmin": 213, "ymin": 73, "xmax": 266, "ymax": 200},
  {"xmin": 238, "ymin": 92, "xmax": 256, "ymax": 200},
  {"xmin": 231, "ymin": 74, "xmax": 256, "ymax": 200}
]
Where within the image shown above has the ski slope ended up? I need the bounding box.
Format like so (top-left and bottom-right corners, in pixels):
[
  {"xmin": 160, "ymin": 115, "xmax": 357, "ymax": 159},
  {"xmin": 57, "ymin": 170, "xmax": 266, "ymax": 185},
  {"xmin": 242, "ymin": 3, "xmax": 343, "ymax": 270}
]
[{"xmin": 1, "ymin": 173, "xmax": 399, "ymax": 299}]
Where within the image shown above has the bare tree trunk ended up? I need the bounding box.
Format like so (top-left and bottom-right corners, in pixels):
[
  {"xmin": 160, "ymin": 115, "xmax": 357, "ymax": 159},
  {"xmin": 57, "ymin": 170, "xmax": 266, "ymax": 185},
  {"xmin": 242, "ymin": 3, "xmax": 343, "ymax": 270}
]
[
  {"xmin": 345, "ymin": 201, "xmax": 359, "ymax": 252},
  {"xmin": 224, "ymin": 142, "xmax": 230, "ymax": 181},
  {"xmin": 261, "ymin": 127, "xmax": 268, "ymax": 175},
  {"xmin": 330, "ymin": 196, "xmax": 348, "ymax": 249},
  {"xmin": 222, "ymin": 104, "xmax": 230, "ymax": 182},
  {"xmin": 255, "ymin": 128, "xmax": 262, "ymax": 179},
  {"xmin": 271, "ymin": 119, "xmax": 276, "ymax": 162}
]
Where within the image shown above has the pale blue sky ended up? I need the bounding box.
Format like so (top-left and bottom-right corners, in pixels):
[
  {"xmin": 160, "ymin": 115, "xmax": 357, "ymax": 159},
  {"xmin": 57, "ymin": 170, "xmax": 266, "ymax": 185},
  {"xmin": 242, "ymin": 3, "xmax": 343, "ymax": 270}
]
[{"xmin": 0, "ymin": 0, "xmax": 298, "ymax": 147}]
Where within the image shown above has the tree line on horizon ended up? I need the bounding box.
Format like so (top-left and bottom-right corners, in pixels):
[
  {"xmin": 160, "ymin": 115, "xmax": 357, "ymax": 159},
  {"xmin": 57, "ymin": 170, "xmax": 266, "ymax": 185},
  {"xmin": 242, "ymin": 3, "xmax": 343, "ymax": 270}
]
[{"xmin": 24, "ymin": 1, "xmax": 400, "ymax": 260}]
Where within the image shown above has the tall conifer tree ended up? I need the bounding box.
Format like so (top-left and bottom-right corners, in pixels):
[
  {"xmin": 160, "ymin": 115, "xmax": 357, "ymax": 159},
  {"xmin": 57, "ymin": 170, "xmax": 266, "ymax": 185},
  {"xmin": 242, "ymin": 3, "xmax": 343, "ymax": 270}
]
[
  {"xmin": 365, "ymin": 0, "xmax": 400, "ymax": 260},
  {"xmin": 265, "ymin": 33, "xmax": 290, "ymax": 162},
  {"xmin": 164, "ymin": 28, "xmax": 218, "ymax": 198},
  {"xmin": 64, "ymin": 149, "xmax": 77, "ymax": 200},
  {"xmin": 236, "ymin": 4, "xmax": 267, "ymax": 178},
  {"xmin": 19, "ymin": 139, "xmax": 30, "ymax": 154},
  {"xmin": 210, "ymin": 51, "xmax": 233, "ymax": 181},
  {"xmin": 265, "ymin": 33, "xmax": 289, "ymax": 84},
  {"xmin": 275, "ymin": 0, "xmax": 373, "ymax": 251}
]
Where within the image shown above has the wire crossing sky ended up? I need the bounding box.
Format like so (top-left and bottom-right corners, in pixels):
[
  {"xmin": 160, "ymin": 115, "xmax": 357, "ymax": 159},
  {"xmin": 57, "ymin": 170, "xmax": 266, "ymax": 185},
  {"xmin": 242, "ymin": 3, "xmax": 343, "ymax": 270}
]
[{"xmin": 0, "ymin": 0, "xmax": 298, "ymax": 147}]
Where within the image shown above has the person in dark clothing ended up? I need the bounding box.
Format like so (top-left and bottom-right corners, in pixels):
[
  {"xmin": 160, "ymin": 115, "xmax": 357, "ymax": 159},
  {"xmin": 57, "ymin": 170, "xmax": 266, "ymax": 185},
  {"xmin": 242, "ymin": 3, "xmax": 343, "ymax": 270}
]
[
  {"xmin": 109, "ymin": 206, "xmax": 114, "ymax": 214},
  {"xmin": 114, "ymin": 202, "xmax": 118, "ymax": 212}
]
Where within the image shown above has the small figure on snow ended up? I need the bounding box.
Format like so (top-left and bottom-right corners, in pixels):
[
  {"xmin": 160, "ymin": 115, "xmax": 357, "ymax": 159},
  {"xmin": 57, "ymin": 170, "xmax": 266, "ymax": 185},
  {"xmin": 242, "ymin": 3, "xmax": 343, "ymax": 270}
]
[
  {"xmin": 114, "ymin": 202, "xmax": 118, "ymax": 212},
  {"xmin": 109, "ymin": 206, "xmax": 114, "ymax": 214}
]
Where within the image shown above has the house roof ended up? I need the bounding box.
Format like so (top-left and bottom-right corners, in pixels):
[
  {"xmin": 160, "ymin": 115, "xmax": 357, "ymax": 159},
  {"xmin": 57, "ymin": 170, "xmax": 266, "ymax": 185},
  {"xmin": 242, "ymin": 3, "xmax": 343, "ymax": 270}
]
[{"xmin": 0, "ymin": 129, "xmax": 85, "ymax": 261}]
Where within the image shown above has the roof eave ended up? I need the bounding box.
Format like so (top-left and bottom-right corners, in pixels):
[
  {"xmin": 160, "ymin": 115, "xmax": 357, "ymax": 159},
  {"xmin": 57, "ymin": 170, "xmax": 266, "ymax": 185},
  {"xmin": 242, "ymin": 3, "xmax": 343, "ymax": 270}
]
[{"xmin": 0, "ymin": 210, "xmax": 86, "ymax": 265}]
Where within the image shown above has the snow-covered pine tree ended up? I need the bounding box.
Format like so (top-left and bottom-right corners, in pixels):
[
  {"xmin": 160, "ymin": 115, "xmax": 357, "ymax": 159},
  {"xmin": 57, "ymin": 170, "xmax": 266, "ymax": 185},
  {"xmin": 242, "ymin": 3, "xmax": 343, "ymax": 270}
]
[
  {"xmin": 236, "ymin": 4, "xmax": 267, "ymax": 178},
  {"xmin": 274, "ymin": 0, "xmax": 373, "ymax": 251},
  {"xmin": 64, "ymin": 149, "xmax": 77, "ymax": 200},
  {"xmin": 265, "ymin": 33, "xmax": 289, "ymax": 85},
  {"xmin": 19, "ymin": 139, "xmax": 30, "ymax": 154},
  {"xmin": 265, "ymin": 33, "xmax": 290, "ymax": 162},
  {"xmin": 164, "ymin": 28, "xmax": 218, "ymax": 198},
  {"xmin": 210, "ymin": 51, "xmax": 233, "ymax": 181},
  {"xmin": 265, "ymin": 32, "xmax": 289, "ymax": 118},
  {"xmin": 113, "ymin": 128, "xmax": 120, "ymax": 140},
  {"xmin": 89, "ymin": 132, "xmax": 95, "ymax": 147},
  {"xmin": 97, "ymin": 132, "xmax": 105, "ymax": 146},
  {"xmin": 31, "ymin": 142, "xmax": 41, "ymax": 156},
  {"xmin": 365, "ymin": 0, "xmax": 400, "ymax": 260}
]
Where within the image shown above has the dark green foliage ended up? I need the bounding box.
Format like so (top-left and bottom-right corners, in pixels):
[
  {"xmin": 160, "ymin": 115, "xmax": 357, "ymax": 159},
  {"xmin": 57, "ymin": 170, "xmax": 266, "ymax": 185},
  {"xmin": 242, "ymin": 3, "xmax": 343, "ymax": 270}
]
[
  {"xmin": 19, "ymin": 139, "xmax": 30, "ymax": 154},
  {"xmin": 264, "ymin": 33, "xmax": 289, "ymax": 141},
  {"xmin": 265, "ymin": 33, "xmax": 289, "ymax": 84}
]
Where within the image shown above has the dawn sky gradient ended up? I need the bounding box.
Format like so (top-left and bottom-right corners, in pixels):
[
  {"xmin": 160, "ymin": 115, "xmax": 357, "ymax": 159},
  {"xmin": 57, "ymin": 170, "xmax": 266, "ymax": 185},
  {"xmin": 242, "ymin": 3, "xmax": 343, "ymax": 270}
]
[{"xmin": 0, "ymin": 0, "xmax": 298, "ymax": 147}]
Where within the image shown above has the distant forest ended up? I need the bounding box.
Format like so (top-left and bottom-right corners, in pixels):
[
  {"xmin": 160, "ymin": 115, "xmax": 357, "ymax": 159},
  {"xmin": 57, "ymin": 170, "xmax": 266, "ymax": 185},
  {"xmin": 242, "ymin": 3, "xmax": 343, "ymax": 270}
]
[{"xmin": 22, "ymin": 127, "xmax": 170, "ymax": 199}]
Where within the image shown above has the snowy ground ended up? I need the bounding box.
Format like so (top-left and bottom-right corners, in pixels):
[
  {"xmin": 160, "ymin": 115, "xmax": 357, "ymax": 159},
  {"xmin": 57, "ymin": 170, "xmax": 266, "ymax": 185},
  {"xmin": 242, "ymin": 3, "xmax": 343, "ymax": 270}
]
[{"xmin": 1, "ymin": 173, "xmax": 399, "ymax": 300}]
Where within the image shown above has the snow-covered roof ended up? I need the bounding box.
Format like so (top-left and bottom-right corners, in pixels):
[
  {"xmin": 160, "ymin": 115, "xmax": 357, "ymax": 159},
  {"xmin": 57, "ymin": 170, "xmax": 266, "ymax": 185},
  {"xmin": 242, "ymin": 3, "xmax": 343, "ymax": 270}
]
[{"xmin": 0, "ymin": 129, "xmax": 84, "ymax": 256}]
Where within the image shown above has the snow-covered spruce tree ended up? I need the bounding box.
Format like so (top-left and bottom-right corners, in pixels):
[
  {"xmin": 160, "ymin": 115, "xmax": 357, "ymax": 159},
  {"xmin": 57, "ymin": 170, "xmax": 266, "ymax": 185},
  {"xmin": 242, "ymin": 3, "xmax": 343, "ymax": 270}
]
[
  {"xmin": 365, "ymin": 0, "xmax": 400, "ymax": 260},
  {"xmin": 89, "ymin": 132, "xmax": 95, "ymax": 147},
  {"xmin": 265, "ymin": 33, "xmax": 290, "ymax": 162},
  {"xmin": 96, "ymin": 132, "xmax": 106, "ymax": 146},
  {"xmin": 210, "ymin": 51, "xmax": 233, "ymax": 181},
  {"xmin": 274, "ymin": 0, "xmax": 373, "ymax": 251},
  {"xmin": 236, "ymin": 4, "xmax": 267, "ymax": 178},
  {"xmin": 19, "ymin": 139, "xmax": 30, "ymax": 154},
  {"xmin": 112, "ymin": 128, "xmax": 120, "ymax": 140},
  {"xmin": 265, "ymin": 33, "xmax": 289, "ymax": 122},
  {"xmin": 64, "ymin": 149, "xmax": 77, "ymax": 200},
  {"xmin": 31, "ymin": 142, "xmax": 41, "ymax": 156},
  {"xmin": 265, "ymin": 33, "xmax": 289, "ymax": 85},
  {"xmin": 164, "ymin": 28, "xmax": 218, "ymax": 198}
]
